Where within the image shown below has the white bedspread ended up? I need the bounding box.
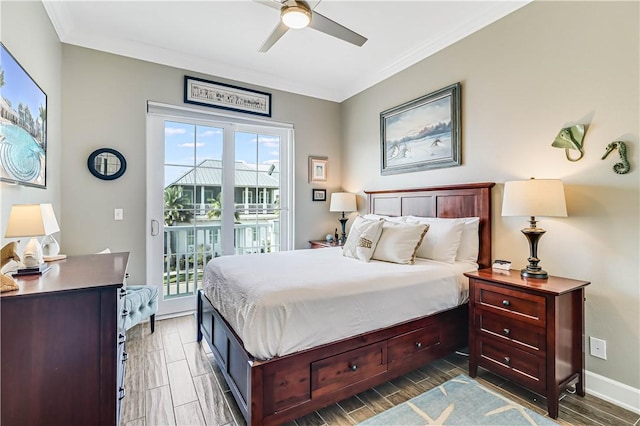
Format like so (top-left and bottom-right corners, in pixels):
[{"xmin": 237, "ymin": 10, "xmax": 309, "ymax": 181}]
[{"xmin": 203, "ymin": 247, "xmax": 476, "ymax": 360}]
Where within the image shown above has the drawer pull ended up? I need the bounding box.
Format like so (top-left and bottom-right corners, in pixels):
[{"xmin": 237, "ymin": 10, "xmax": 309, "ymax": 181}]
[
  {"xmin": 415, "ymin": 342, "xmax": 422, "ymax": 349},
  {"xmin": 502, "ymin": 300, "xmax": 510, "ymax": 307},
  {"xmin": 503, "ymin": 328, "xmax": 510, "ymax": 335},
  {"xmin": 350, "ymin": 364, "xmax": 358, "ymax": 372},
  {"xmin": 122, "ymin": 309, "xmax": 129, "ymax": 318},
  {"xmin": 118, "ymin": 333, "xmax": 127, "ymax": 344},
  {"xmin": 504, "ymin": 356, "xmax": 510, "ymax": 364},
  {"xmin": 118, "ymin": 386, "xmax": 126, "ymax": 400},
  {"xmin": 122, "ymin": 351, "xmax": 128, "ymax": 362},
  {"xmin": 119, "ymin": 288, "xmax": 127, "ymax": 298}
]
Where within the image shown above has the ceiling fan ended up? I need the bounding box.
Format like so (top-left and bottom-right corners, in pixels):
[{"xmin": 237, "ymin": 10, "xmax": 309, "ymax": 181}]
[{"xmin": 255, "ymin": 0, "xmax": 367, "ymax": 52}]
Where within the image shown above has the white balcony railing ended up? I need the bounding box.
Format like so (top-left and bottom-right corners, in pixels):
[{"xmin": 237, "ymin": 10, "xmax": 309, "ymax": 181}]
[{"xmin": 162, "ymin": 221, "xmax": 279, "ymax": 298}]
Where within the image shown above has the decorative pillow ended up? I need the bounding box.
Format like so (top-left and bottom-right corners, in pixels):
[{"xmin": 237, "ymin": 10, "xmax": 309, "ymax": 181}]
[
  {"xmin": 406, "ymin": 216, "xmax": 465, "ymax": 263},
  {"xmin": 456, "ymin": 217, "xmax": 480, "ymax": 263},
  {"xmin": 342, "ymin": 216, "xmax": 384, "ymax": 262},
  {"xmin": 372, "ymin": 221, "xmax": 429, "ymax": 265}
]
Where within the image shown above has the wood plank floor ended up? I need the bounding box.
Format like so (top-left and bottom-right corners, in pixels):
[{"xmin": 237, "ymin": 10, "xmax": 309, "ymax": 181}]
[{"xmin": 122, "ymin": 314, "xmax": 639, "ymax": 426}]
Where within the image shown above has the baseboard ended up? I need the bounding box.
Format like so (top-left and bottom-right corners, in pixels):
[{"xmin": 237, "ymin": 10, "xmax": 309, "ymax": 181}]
[
  {"xmin": 586, "ymin": 370, "xmax": 640, "ymax": 415},
  {"xmin": 155, "ymin": 310, "xmax": 196, "ymax": 321}
]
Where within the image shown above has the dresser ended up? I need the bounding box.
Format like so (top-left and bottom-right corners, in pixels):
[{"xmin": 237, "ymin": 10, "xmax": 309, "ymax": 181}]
[
  {"xmin": 1, "ymin": 252, "xmax": 130, "ymax": 426},
  {"xmin": 465, "ymin": 269, "xmax": 590, "ymax": 419}
]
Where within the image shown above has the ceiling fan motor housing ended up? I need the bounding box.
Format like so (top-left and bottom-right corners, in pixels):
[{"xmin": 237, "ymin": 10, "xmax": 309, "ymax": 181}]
[{"xmin": 281, "ymin": 1, "xmax": 312, "ymax": 29}]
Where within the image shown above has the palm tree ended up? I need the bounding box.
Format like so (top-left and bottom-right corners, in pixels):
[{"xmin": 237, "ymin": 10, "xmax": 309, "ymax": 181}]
[
  {"xmin": 164, "ymin": 186, "xmax": 191, "ymax": 226},
  {"xmin": 164, "ymin": 186, "xmax": 192, "ymax": 258},
  {"xmin": 207, "ymin": 193, "xmax": 240, "ymax": 222}
]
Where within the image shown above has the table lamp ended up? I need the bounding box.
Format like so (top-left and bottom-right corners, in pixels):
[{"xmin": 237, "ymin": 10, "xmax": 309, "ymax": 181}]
[
  {"xmin": 502, "ymin": 178, "xmax": 567, "ymax": 279},
  {"xmin": 329, "ymin": 192, "xmax": 357, "ymax": 244},
  {"xmin": 4, "ymin": 203, "xmax": 61, "ymax": 272}
]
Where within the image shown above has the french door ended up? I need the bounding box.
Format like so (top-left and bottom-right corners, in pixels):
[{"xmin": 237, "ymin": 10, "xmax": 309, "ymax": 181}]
[{"xmin": 146, "ymin": 102, "xmax": 293, "ymax": 316}]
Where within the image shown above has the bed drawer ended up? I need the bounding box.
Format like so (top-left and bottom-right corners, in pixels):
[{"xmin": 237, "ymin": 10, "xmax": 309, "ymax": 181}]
[
  {"xmin": 388, "ymin": 324, "xmax": 440, "ymax": 363},
  {"xmin": 311, "ymin": 342, "xmax": 387, "ymax": 398},
  {"xmin": 477, "ymin": 336, "xmax": 546, "ymax": 394},
  {"xmin": 475, "ymin": 281, "xmax": 546, "ymax": 327}
]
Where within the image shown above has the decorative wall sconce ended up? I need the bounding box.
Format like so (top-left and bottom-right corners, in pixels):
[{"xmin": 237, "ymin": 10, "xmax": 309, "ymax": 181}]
[
  {"xmin": 551, "ymin": 124, "xmax": 586, "ymax": 161},
  {"xmin": 602, "ymin": 141, "xmax": 631, "ymax": 174}
]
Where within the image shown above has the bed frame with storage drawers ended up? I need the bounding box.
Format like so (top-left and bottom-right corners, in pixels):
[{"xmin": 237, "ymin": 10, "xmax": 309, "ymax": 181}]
[{"xmin": 197, "ymin": 182, "xmax": 494, "ymax": 425}]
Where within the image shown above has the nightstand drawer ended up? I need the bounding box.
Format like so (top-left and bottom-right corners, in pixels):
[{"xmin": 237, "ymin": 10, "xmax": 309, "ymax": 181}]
[
  {"xmin": 477, "ymin": 337, "xmax": 545, "ymax": 394},
  {"xmin": 476, "ymin": 311, "xmax": 546, "ymax": 353},
  {"xmin": 475, "ymin": 282, "xmax": 546, "ymax": 327}
]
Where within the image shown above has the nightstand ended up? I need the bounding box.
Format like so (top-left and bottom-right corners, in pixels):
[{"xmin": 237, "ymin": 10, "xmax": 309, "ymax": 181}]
[
  {"xmin": 464, "ymin": 269, "xmax": 590, "ymax": 419},
  {"xmin": 309, "ymin": 240, "xmax": 341, "ymax": 249}
]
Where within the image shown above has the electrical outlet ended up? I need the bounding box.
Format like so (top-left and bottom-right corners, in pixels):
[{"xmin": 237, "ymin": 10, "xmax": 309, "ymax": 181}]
[
  {"xmin": 589, "ymin": 336, "xmax": 607, "ymax": 360},
  {"xmin": 114, "ymin": 208, "xmax": 124, "ymax": 221}
]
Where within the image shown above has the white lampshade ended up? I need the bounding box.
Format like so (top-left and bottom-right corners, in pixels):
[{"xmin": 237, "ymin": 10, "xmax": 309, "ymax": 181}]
[
  {"xmin": 502, "ymin": 179, "xmax": 567, "ymax": 218},
  {"xmin": 330, "ymin": 193, "xmax": 357, "ymax": 213},
  {"xmin": 281, "ymin": 4, "xmax": 311, "ymax": 29},
  {"xmin": 5, "ymin": 203, "xmax": 60, "ymax": 238}
]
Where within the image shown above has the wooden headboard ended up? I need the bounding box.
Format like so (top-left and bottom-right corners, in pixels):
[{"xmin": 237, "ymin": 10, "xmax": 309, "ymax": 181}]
[{"xmin": 365, "ymin": 182, "xmax": 495, "ymax": 269}]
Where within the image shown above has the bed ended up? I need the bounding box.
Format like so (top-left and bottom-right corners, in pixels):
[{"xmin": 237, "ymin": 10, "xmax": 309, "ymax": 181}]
[{"xmin": 197, "ymin": 182, "xmax": 494, "ymax": 425}]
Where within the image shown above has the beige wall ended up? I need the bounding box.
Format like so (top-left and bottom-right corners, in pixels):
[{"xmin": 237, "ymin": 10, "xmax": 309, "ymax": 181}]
[
  {"xmin": 2, "ymin": 0, "xmax": 638, "ymax": 404},
  {"xmin": 0, "ymin": 1, "xmax": 62, "ymax": 252},
  {"xmin": 341, "ymin": 1, "xmax": 639, "ymax": 390},
  {"xmin": 60, "ymin": 45, "xmax": 342, "ymax": 281}
]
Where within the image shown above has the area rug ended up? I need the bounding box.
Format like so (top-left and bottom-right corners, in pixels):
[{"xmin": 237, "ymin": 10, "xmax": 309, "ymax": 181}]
[{"xmin": 358, "ymin": 374, "xmax": 557, "ymax": 425}]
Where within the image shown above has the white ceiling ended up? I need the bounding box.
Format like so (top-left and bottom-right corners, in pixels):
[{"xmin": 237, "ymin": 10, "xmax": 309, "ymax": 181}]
[{"xmin": 43, "ymin": 0, "xmax": 530, "ymax": 102}]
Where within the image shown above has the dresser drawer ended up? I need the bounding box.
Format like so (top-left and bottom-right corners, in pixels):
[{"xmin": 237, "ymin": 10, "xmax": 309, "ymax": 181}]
[
  {"xmin": 476, "ymin": 311, "xmax": 546, "ymax": 353},
  {"xmin": 475, "ymin": 281, "xmax": 546, "ymax": 327},
  {"xmin": 311, "ymin": 342, "xmax": 387, "ymax": 398},
  {"xmin": 388, "ymin": 324, "xmax": 440, "ymax": 363},
  {"xmin": 477, "ymin": 337, "xmax": 546, "ymax": 394}
]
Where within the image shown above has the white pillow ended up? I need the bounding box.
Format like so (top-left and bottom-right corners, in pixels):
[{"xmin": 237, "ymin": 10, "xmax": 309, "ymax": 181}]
[
  {"xmin": 372, "ymin": 221, "xmax": 429, "ymax": 265},
  {"xmin": 342, "ymin": 216, "xmax": 384, "ymax": 262},
  {"xmin": 363, "ymin": 214, "xmax": 405, "ymax": 223},
  {"xmin": 406, "ymin": 216, "xmax": 465, "ymax": 263},
  {"xmin": 457, "ymin": 217, "xmax": 480, "ymax": 263}
]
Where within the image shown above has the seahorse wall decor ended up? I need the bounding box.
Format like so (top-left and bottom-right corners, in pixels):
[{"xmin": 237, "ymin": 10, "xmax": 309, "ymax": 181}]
[{"xmin": 601, "ymin": 141, "xmax": 631, "ymax": 174}]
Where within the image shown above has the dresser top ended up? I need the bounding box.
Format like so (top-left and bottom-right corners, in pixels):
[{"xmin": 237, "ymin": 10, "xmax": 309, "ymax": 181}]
[
  {"xmin": 1, "ymin": 252, "xmax": 129, "ymax": 298},
  {"xmin": 465, "ymin": 268, "xmax": 590, "ymax": 295}
]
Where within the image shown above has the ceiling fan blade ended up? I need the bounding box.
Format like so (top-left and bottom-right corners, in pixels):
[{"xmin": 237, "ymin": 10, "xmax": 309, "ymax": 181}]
[
  {"xmin": 254, "ymin": 0, "xmax": 283, "ymax": 11},
  {"xmin": 308, "ymin": 11, "xmax": 367, "ymax": 47},
  {"xmin": 259, "ymin": 20, "xmax": 290, "ymax": 52}
]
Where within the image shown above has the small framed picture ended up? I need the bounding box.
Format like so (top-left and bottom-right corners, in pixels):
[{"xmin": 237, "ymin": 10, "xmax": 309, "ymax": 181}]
[
  {"xmin": 308, "ymin": 156, "xmax": 328, "ymax": 182},
  {"xmin": 312, "ymin": 189, "xmax": 327, "ymax": 202}
]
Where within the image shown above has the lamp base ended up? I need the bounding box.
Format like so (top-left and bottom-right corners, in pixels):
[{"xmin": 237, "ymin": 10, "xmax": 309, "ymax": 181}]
[
  {"xmin": 520, "ymin": 220, "xmax": 549, "ymax": 280},
  {"xmin": 520, "ymin": 267, "xmax": 549, "ymax": 279},
  {"xmin": 338, "ymin": 217, "xmax": 348, "ymax": 245}
]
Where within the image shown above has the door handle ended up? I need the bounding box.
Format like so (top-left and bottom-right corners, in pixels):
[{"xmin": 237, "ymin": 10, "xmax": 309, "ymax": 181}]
[{"xmin": 151, "ymin": 219, "xmax": 160, "ymax": 236}]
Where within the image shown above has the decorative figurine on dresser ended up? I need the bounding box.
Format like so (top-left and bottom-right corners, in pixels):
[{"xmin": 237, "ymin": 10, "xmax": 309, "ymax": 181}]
[
  {"xmin": 0, "ymin": 252, "xmax": 130, "ymax": 426},
  {"xmin": 464, "ymin": 268, "xmax": 590, "ymax": 419}
]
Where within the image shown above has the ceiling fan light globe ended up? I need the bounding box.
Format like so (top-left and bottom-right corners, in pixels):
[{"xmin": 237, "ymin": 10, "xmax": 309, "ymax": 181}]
[{"xmin": 281, "ymin": 5, "xmax": 311, "ymax": 29}]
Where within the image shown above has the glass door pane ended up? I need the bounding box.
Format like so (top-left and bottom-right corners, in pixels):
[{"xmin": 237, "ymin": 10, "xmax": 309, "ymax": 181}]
[
  {"xmin": 234, "ymin": 130, "xmax": 281, "ymax": 255},
  {"xmin": 161, "ymin": 120, "xmax": 223, "ymax": 312}
]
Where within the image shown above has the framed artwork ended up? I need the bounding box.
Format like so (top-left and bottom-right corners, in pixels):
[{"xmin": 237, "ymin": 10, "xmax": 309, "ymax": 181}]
[
  {"xmin": 312, "ymin": 189, "xmax": 326, "ymax": 202},
  {"xmin": 0, "ymin": 42, "xmax": 47, "ymax": 188},
  {"xmin": 380, "ymin": 82, "xmax": 461, "ymax": 175},
  {"xmin": 184, "ymin": 75, "xmax": 271, "ymax": 117},
  {"xmin": 308, "ymin": 156, "xmax": 328, "ymax": 182}
]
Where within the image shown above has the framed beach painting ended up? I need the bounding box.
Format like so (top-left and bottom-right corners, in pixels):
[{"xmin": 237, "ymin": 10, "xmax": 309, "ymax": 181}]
[
  {"xmin": 380, "ymin": 82, "xmax": 460, "ymax": 175},
  {"xmin": 0, "ymin": 42, "xmax": 47, "ymax": 188},
  {"xmin": 308, "ymin": 156, "xmax": 328, "ymax": 183}
]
